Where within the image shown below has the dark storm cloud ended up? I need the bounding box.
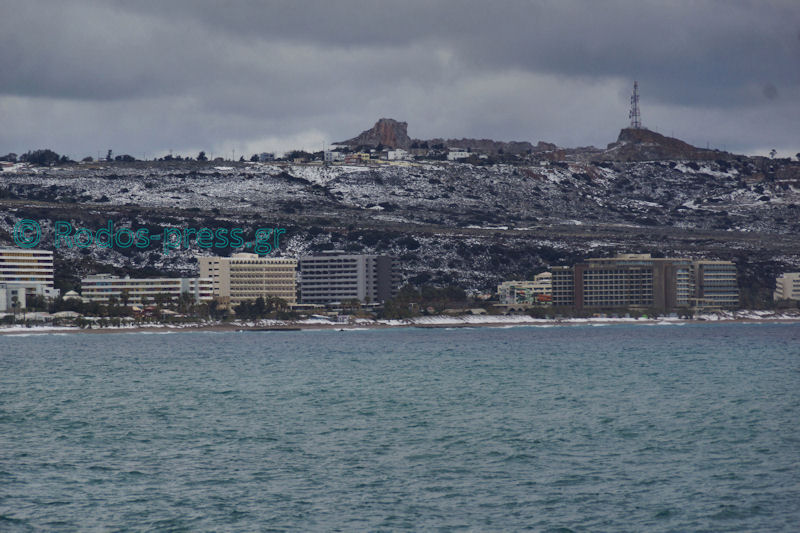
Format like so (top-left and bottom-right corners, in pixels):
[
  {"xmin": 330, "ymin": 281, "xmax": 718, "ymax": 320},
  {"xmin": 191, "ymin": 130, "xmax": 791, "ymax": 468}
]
[{"xmin": 0, "ymin": 0, "xmax": 797, "ymax": 157}]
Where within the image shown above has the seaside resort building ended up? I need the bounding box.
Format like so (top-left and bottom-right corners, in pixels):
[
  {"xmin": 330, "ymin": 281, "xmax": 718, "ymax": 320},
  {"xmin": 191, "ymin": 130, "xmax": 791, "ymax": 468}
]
[
  {"xmin": 298, "ymin": 251, "xmax": 399, "ymax": 305},
  {"xmin": 0, "ymin": 248, "xmax": 59, "ymax": 311},
  {"xmin": 198, "ymin": 253, "xmax": 297, "ymax": 308},
  {"xmin": 80, "ymin": 274, "xmax": 213, "ymax": 305},
  {"xmin": 774, "ymin": 272, "xmax": 800, "ymax": 302},
  {"xmin": 550, "ymin": 254, "xmax": 738, "ymax": 312}
]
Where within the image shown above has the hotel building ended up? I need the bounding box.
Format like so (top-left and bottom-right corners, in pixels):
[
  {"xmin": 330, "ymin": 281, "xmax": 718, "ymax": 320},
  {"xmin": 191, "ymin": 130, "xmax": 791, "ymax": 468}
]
[
  {"xmin": 198, "ymin": 253, "xmax": 297, "ymax": 307},
  {"xmin": 298, "ymin": 251, "xmax": 399, "ymax": 304},
  {"xmin": 80, "ymin": 274, "xmax": 213, "ymax": 305},
  {"xmin": 0, "ymin": 248, "xmax": 54, "ymax": 287},
  {"xmin": 551, "ymin": 254, "xmax": 737, "ymax": 312},
  {"xmin": 692, "ymin": 261, "xmax": 740, "ymax": 309},
  {"xmin": 774, "ymin": 272, "xmax": 800, "ymax": 302},
  {"xmin": 0, "ymin": 248, "xmax": 58, "ymax": 311}
]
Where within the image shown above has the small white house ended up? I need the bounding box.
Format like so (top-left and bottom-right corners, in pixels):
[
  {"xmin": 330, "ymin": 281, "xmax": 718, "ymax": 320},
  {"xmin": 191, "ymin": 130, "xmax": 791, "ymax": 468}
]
[
  {"xmin": 324, "ymin": 151, "xmax": 344, "ymax": 162},
  {"xmin": 387, "ymin": 149, "xmax": 409, "ymax": 161},
  {"xmin": 447, "ymin": 150, "xmax": 470, "ymax": 161}
]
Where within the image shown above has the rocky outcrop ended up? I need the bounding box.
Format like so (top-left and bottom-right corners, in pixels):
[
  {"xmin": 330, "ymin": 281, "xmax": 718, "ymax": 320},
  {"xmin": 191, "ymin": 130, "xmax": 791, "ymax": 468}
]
[
  {"xmin": 336, "ymin": 118, "xmax": 412, "ymax": 149},
  {"xmin": 602, "ymin": 128, "xmax": 730, "ymax": 161}
]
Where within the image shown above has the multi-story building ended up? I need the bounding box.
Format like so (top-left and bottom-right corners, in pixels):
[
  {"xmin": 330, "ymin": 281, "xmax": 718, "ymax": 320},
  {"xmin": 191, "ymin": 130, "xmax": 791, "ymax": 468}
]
[
  {"xmin": 0, "ymin": 248, "xmax": 54, "ymax": 287},
  {"xmin": 0, "ymin": 283, "xmax": 57, "ymax": 312},
  {"xmin": 0, "ymin": 248, "xmax": 59, "ymax": 311},
  {"xmin": 550, "ymin": 267, "xmax": 575, "ymax": 307},
  {"xmin": 298, "ymin": 251, "xmax": 399, "ymax": 305},
  {"xmin": 692, "ymin": 261, "xmax": 739, "ymax": 309},
  {"xmin": 198, "ymin": 253, "xmax": 297, "ymax": 307},
  {"xmin": 497, "ymin": 272, "xmax": 552, "ymax": 304},
  {"xmin": 550, "ymin": 254, "xmax": 737, "ymax": 312},
  {"xmin": 774, "ymin": 272, "xmax": 800, "ymax": 301},
  {"xmin": 80, "ymin": 274, "xmax": 213, "ymax": 305}
]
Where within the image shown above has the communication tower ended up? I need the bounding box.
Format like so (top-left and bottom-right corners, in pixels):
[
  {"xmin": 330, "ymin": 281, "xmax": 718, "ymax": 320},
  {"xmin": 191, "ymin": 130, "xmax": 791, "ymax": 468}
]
[{"xmin": 629, "ymin": 81, "xmax": 642, "ymax": 129}]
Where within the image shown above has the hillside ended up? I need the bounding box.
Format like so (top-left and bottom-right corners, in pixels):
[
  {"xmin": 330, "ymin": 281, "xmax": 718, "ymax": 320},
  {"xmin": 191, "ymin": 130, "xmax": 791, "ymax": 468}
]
[{"xmin": 1, "ymin": 155, "xmax": 798, "ymax": 305}]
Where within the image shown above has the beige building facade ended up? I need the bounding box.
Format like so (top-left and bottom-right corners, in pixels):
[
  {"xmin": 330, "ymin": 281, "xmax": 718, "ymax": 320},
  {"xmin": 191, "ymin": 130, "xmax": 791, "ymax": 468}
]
[
  {"xmin": 774, "ymin": 272, "xmax": 800, "ymax": 301},
  {"xmin": 198, "ymin": 253, "xmax": 297, "ymax": 306}
]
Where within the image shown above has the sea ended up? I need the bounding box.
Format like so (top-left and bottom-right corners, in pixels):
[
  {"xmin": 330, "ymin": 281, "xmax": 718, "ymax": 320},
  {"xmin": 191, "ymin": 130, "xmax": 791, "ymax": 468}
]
[{"xmin": 1, "ymin": 323, "xmax": 799, "ymax": 532}]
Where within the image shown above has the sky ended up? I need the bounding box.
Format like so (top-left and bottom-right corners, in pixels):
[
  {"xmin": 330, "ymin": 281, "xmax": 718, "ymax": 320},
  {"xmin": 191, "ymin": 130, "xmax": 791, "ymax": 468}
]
[{"xmin": 1, "ymin": 0, "xmax": 798, "ymax": 159}]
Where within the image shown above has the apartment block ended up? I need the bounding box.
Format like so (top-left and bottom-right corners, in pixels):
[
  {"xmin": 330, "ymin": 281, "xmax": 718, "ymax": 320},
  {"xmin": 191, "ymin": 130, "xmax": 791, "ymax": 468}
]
[
  {"xmin": 774, "ymin": 272, "xmax": 800, "ymax": 301},
  {"xmin": 299, "ymin": 251, "xmax": 399, "ymax": 304},
  {"xmin": 81, "ymin": 274, "xmax": 213, "ymax": 305},
  {"xmin": 198, "ymin": 253, "xmax": 297, "ymax": 306}
]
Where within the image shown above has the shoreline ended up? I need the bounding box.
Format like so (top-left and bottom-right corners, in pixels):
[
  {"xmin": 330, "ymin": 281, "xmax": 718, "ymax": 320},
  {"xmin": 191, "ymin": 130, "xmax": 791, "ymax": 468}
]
[{"xmin": 2, "ymin": 313, "xmax": 799, "ymax": 336}]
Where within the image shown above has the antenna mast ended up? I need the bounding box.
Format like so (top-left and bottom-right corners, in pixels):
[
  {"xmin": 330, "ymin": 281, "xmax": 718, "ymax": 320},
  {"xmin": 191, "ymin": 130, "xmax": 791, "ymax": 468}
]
[{"xmin": 629, "ymin": 81, "xmax": 641, "ymax": 129}]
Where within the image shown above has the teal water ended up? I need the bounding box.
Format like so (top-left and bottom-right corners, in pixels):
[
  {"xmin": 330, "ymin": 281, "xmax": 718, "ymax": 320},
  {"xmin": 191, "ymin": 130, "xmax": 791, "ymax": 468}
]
[{"xmin": 1, "ymin": 323, "xmax": 799, "ymax": 531}]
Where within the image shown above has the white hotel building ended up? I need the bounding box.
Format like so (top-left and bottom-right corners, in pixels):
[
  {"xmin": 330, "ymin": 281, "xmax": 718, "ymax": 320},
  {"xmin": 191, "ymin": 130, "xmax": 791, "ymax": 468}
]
[
  {"xmin": 80, "ymin": 274, "xmax": 213, "ymax": 305},
  {"xmin": 0, "ymin": 248, "xmax": 58, "ymax": 311}
]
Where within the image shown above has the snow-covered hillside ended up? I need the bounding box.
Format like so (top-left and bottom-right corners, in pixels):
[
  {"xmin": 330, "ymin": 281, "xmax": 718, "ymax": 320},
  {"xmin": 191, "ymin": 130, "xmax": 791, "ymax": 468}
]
[{"xmin": 1, "ymin": 158, "xmax": 798, "ymax": 297}]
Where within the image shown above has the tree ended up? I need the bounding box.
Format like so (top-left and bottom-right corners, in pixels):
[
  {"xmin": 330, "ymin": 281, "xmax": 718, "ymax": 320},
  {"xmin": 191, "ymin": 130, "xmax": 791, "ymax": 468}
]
[
  {"xmin": 82, "ymin": 156, "xmax": 94, "ymax": 162},
  {"xmin": 177, "ymin": 291, "xmax": 195, "ymax": 315},
  {"xmin": 254, "ymin": 297, "xmax": 266, "ymax": 316},
  {"xmin": 106, "ymin": 149, "xmax": 113, "ymax": 161},
  {"xmin": 0, "ymin": 153, "xmax": 17, "ymax": 162},
  {"xmin": 197, "ymin": 151, "xmax": 208, "ymax": 161},
  {"xmin": 20, "ymin": 149, "xmax": 60, "ymax": 166},
  {"xmin": 769, "ymin": 149, "xmax": 777, "ymax": 159},
  {"xmin": 250, "ymin": 154, "xmax": 259, "ymax": 162}
]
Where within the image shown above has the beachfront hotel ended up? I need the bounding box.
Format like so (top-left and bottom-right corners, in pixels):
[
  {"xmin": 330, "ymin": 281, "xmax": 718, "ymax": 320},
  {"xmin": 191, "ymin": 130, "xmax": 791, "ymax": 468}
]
[
  {"xmin": 550, "ymin": 254, "xmax": 738, "ymax": 312},
  {"xmin": 298, "ymin": 251, "xmax": 399, "ymax": 304},
  {"xmin": 0, "ymin": 248, "xmax": 54, "ymax": 287},
  {"xmin": 774, "ymin": 272, "xmax": 800, "ymax": 302},
  {"xmin": 692, "ymin": 260, "xmax": 740, "ymax": 309},
  {"xmin": 197, "ymin": 253, "xmax": 297, "ymax": 307},
  {"xmin": 0, "ymin": 248, "xmax": 59, "ymax": 311},
  {"xmin": 80, "ymin": 274, "xmax": 213, "ymax": 305}
]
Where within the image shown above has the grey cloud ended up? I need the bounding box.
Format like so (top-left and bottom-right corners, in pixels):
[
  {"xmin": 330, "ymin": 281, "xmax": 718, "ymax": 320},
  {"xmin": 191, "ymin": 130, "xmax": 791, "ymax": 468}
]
[{"xmin": 0, "ymin": 0, "xmax": 797, "ymax": 157}]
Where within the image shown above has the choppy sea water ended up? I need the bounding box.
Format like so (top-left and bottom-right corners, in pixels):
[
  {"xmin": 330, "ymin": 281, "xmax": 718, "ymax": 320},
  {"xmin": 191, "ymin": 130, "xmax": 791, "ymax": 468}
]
[{"xmin": 1, "ymin": 323, "xmax": 799, "ymax": 532}]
